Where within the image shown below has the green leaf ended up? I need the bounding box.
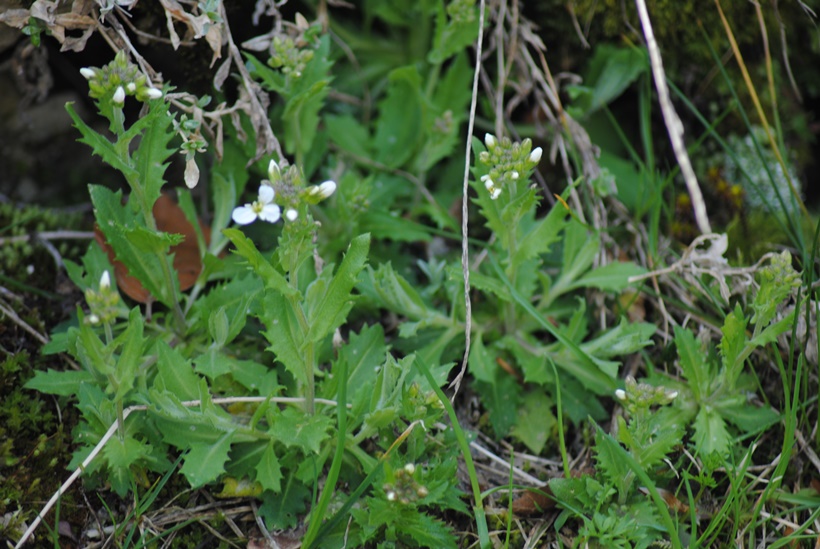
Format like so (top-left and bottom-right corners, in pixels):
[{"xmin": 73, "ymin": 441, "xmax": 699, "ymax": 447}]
[
  {"xmin": 269, "ymin": 407, "xmax": 332, "ymax": 454},
  {"xmin": 255, "ymin": 441, "xmax": 283, "ymax": 493},
  {"xmin": 674, "ymin": 325, "xmax": 710, "ymax": 401},
  {"xmin": 594, "ymin": 426, "xmax": 632, "ymax": 498},
  {"xmin": 130, "ymin": 99, "xmax": 176, "ymax": 208},
  {"xmin": 261, "ymin": 291, "xmax": 307, "ymax": 386},
  {"xmin": 373, "ymin": 66, "xmax": 423, "ymax": 168},
  {"xmin": 692, "ymin": 406, "xmax": 731, "ymax": 457},
  {"xmin": 111, "ymin": 307, "xmax": 146, "ymax": 402},
  {"xmin": 230, "ymin": 360, "xmax": 279, "ymax": 396},
  {"xmin": 567, "ymin": 45, "xmax": 647, "ymax": 116},
  {"xmin": 546, "ymin": 219, "xmax": 600, "ymax": 304},
  {"xmin": 468, "ymin": 335, "xmax": 497, "ymax": 384},
  {"xmin": 752, "ymin": 251, "xmax": 800, "ymax": 328},
  {"xmin": 580, "ymin": 319, "xmax": 655, "ymax": 359},
  {"xmin": 568, "ymin": 261, "xmax": 646, "ymax": 292},
  {"xmin": 428, "ymin": 0, "xmax": 479, "ymax": 64},
  {"xmin": 305, "ymin": 233, "xmax": 370, "ymax": 342},
  {"xmin": 326, "ymin": 114, "xmax": 371, "ymax": 158},
  {"xmin": 259, "ymin": 477, "xmax": 310, "ymax": 529},
  {"xmin": 719, "ymin": 304, "xmax": 748, "ymax": 388},
  {"xmin": 90, "ymin": 185, "xmax": 176, "ymax": 306},
  {"xmin": 224, "ymin": 228, "xmax": 298, "ymax": 298},
  {"xmin": 360, "ymin": 211, "xmax": 432, "ymax": 243},
  {"xmin": 65, "ymin": 103, "xmax": 137, "ymax": 180},
  {"xmin": 103, "ymin": 434, "xmax": 152, "ymax": 496},
  {"xmin": 511, "ymin": 202, "xmax": 568, "ymax": 272},
  {"xmin": 713, "ymin": 398, "xmax": 779, "ymax": 433},
  {"xmin": 358, "ymin": 262, "xmax": 445, "ymax": 326},
  {"xmin": 325, "ymin": 324, "xmax": 387, "ymax": 411},
  {"xmin": 24, "ymin": 370, "xmax": 96, "ymax": 396},
  {"xmin": 511, "ymin": 392, "xmax": 555, "ymax": 454},
  {"xmin": 189, "ymin": 274, "xmax": 263, "ymax": 345},
  {"xmin": 283, "ymin": 79, "xmax": 329, "ymax": 157},
  {"xmin": 180, "ymin": 431, "xmax": 234, "ymax": 487},
  {"xmin": 154, "ymin": 340, "xmax": 200, "ymax": 400}
]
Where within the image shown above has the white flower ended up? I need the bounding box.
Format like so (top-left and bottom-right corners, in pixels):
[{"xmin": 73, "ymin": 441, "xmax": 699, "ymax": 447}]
[
  {"xmin": 308, "ymin": 180, "xmax": 336, "ymax": 199},
  {"xmin": 145, "ymin": 87, "xmax": 163, "ymax": 99},
  {"xmin": 100, "ymin": 271, "xmax": 111, "ymax": 290},
  {"xmin": 615, "ymin": 389, "xmax": 627, "ymax": 400},
  {"xmin": 87, "ymin": 314, "xmax": 101, "ymax": 325},
  {"xmin": 510, "ymin": 170, "xmax": 519, "ymax": 180},
  {"xmin": 232, "ymin": 185, "xmax": 281, "ymax": 225},
  {"xmin": 484, "ymin": 177, "xmax": 501, "ymax": 200},
  {"xmin": 529, "ymin": 146, "xmax": 542, "ymax": 164},
  {"xmin": 80, "ymin": 67, "xmax": 96, "ymax": 80},
  {"xmin": 285, "ymin": 208, "xmax": 298, "ymax": 221},
  {"xmin": 126, "ymin": 82, "xmax": 136, "ymax": 93},
  {"xmin": 484, "ymin": 133, "xmax": 496, "ymax": 148},
  {"xmin": 112, "ymin": 85, "xmax": 125, "ymax": 105}
]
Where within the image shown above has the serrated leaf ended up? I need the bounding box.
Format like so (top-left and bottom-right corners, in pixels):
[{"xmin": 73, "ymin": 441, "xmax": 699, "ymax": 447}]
[
  {"xmin": 103, "ymin": 434, "xmax": 152, "ymax": 496},
  {"xmin": 511, "ymin": 202, "xmax": 567, "ymax": 272},
  {"xmin": 111, "ymin": 307, "xmax": 146, "ymax": 402},
  {"xmin": 428, "ymin": 0, "xmax": 479, "ymax": 64},
  {"xmin": 189, "ymin": 274, "xmax": 262, "ymax": 345},
  {"xmin": 305, "ymin": 233, "xmax": 370, "ymax": 342},
  {"xmin": 24, "ymin": 370, "xmax": 96, "ymax": 396},
  {"xmin": 130, "ymin": 99, "xmax": 176, "ymax": 209},
  {"xmin": 358, "ymin": 262, "xmax": 443, "ymax": 323},
  {"xmin": 154, "ymin": 340, "xmax": 200, "ymax": 400},
  {"xmin": 511, "ymin": 392, "xmax": 555, "ymax": 454},
  {"xmin": 90, "ymin": 185, "xmax": 176, "ymax": 306},
  {"xmin": 283, "ymin": 80, "xmax": 328, "ymax": 157},
  {"xmin": 230, "ymin": 360, "xmax": 279, "ymax": 396},
  {"xmin": 224, "ymin": 228, "xmax": 297, "ymax": 297},
  {"xmin": 720, "ymin": 304, "xmax": 748, "ymax": 388},
  {"xmin": 360, "ymin": 211, "xmax": 432, "ymax": 242},
  {"xmin": 180, "ymin": 431, "xmax": 234, "ymax": 487},
  {"xmin": 325, "ymin": 324, "xmax": 387, "ymax": 411},
  {"xmin": 713, "ymin": 398, "xmax": 779, "ymax": 433},
  {"xmin": 692, "ymin": 406, "xmax": 731, "ymax": 457},
  {"xmin": 268, "ymin": 407, "xmax": 332, "ymax": 454},
  {"xmin": 373, "ymin": 66, "xmax": 423, "ymax": 168},
  {"xmin": 594, "ymin": 427, "xmax": 631, "ymax": 498},
  {"xmin": 65, "ymin": 102, "xmax": 137, "ymax": 180},
  {"xmin": 259, "ymin": 478, "xmax": 310, "ymax": 529},
  {"xmin": 261, "ymin": 291, "xmax": 307, "ymax": 386},
  {"xmin": 255, "ymin": 441, "xmax": 283, "ymax": 493}
]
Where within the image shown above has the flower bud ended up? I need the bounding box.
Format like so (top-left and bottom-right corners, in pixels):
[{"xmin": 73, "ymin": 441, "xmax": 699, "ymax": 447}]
[
  {"xmin": 404, "ymin": 463, "xmax": 415, "ymax": 475},
  {"xmin": 112, "ymin": 86, "xmax": 125, "ymax": 105},
  {"xmin": 615, "ymin": 389, "xmax": 627, "ymax": 400},
  {"xmin": 268, "ymin": 159, "xmax": 280, "ymax": 180},
  {"xmin": 100, "ymin": 270, "xmax": 111, "ymax": 290},
  {"xmin": 484, "ymin": 133, "xmax": 496, "ymax": 148},
  {"xmin": 126, "ymin": 82, "xmax": 136, "ymax": 93},
  {"xmin": 315, "ymin": 180, "xmax": 336, "ymax": 199},
  {"xmin": 285, "ymin": 208, "xmax": 298, "ymax": 221},
  {"xmin": 529, "ymin": 147, "xmax": 543, "ymax": 164},
  {"xmin": 80, "ymin": 67, "xmax": 96, "ymax": 80},
  {"xmin": 510, "ymin": 170, "xmax": 519, "ymax": 180},
  {"xmin": 145, "ymin": 87, "xmax": 163, "ymax": 99}
]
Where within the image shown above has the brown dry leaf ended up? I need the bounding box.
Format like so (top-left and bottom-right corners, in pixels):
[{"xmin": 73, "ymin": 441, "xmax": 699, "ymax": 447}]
[
  {"xmin": 95, "ymin": 193, "xmax": 210, "ymax": 304},
  {"xmin": 511, "ymin": 487, "xmax": 555, "ymax": 516},
  {"xmin": 639, "ymin": 486, "xmax": 689, "ymax": 514}
]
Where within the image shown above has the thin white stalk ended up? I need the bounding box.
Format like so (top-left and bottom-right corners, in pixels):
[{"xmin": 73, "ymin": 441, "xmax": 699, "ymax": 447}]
[
  {"xmin": 635, "ymin": 0, "xmax": 711, "ymax": 235},
  {"xmin": 451, "ymin": 0, "xmax": 486, "ymax": 397}
]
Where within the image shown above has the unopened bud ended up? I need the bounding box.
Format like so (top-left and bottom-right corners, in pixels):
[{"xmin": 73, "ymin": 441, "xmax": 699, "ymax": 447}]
[
  {"xmin": 80, "ymin": 67, "xmax": 96, "ymax": 80},
  {"xmin": 484, "ymin": 133, "xmax": 496, "ymax": 148},
  {"xmin": 268, "ymin": 159, "xmax": 280, "ymax": 180},
  {"xmin": 100, "ymin": 271, "xmax": 111, "ymax": 290},
  {"xmin": 529, "ymin": 147, "xmax": 543, "ymax": 163},
  {"xmin": 285, "ymin": 208, "xmax": 298, "ymax": 221},
  {"xmin": 112, "ymin": 86, "xmax": 125, "ymax": 105},
  {"xmin": 404, "ymin": 463, "xmax": 415, "ymax": 475},
  {"xmin": 145, "ymin": 87, "xmax": 163, "ymax": 99},
  {"xmin": 615, "ymin": 389, "xmax": 627, "ymax": 400},
  {"xmin": 126, "ymin": 82, "xmax": 136, "ymax": 93}
]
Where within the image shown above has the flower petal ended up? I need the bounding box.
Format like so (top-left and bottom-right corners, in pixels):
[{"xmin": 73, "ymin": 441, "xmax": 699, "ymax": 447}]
[
  {"xmin": 258, "ymin": 185, "xmax": 275, "ymax": 204},
  {"xmin": 232, "ymin": 205, "xmax": 258, "ymax": 225},
  {"xmin": 257, "ymin": 204, "xmax": 281, "ymax": 223}
]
